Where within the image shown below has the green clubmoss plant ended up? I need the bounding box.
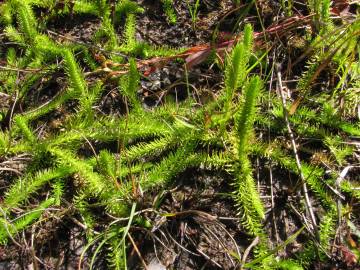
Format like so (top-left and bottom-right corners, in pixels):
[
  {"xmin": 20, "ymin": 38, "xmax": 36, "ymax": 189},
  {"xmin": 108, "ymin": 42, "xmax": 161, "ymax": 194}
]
[
  {"xmin": 119, "ymin": 58, "xmax": 141, "ymax": 112},
  {"xmin": 2, "ymin": 167, "xmax": 70, "ymax": 211},
  {"xmin": 0, "ymin": 197, "xmax": 55, "ymax": 244},
  {"xmin": 234, "ymin": 76, "xmax": 264, "ymax": 235},
  {"xmin": 9, "ymin": 0, "xmax": 38, "ymax": 41},
  {"xmin": 161, "ymin": 0, "xmax": 177, "ymax": 24}
]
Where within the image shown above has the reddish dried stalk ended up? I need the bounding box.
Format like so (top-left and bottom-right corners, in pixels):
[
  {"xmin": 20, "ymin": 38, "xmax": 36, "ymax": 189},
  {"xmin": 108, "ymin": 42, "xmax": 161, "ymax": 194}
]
[{"xmin": 97, "ymin": 14, "xmax": 314, "ymax": 78}]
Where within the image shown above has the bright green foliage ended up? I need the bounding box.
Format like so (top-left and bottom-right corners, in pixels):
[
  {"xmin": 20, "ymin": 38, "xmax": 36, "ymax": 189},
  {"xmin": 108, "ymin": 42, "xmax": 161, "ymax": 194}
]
[
  {"xmin": 9, "ymin": 0, "xmax": 38, "ymax": 40},
  {"xmin": 308, "ymin": 0, "xmax": 332, "ymax": 33},
  {"xmin": 50, "ymin": 148, "xmax": 107, "ymax": 195},
  {"xmin": 73, "ymin": 0, "xmax": 101, "ymax": 16},
  {"xmin": 125, "ymin": 136, "xmax": 174, "ymax": 161},
  {"xmin": 270, "ymin": 98, "xmax": 360, "ymax": 139},
  {"xmin": 111, "ymin": 0, "xmax": 145, "ymax": 54},
  {"xmin": 234, "ymin": 168, "xmax": 264, "ymax": 234},
  {"xmin": 324, "ymin": 136, "xmax": 354, "ymax": 165},
  {"xmin": 161, "ymin": 0, "xmax": 177, "ymax": 24},
  {"xmin": 52, "ymin": 179, "xmax": 65, "ymax": 206},
  {"xmin": 0, "ymin": 2, "xmax": 13, "ymax": 25},
  {"xmin": 79, "ymin": 203, "xmax": 136, "ymax": 269},
  {"xmin": 275, "ymin": 259, "xmax": 304, "ymax": 270},
  {"xmin": 186, "ymin": 0, "xmax": 200, "ymax": 26},
  {"xmin": 3, "ymin": 167, "xmax": 71, "ymax": 210},
  {"xmin": 73, "ymin": 192, "xmax": 97, "ymax": 232},
  {"xmin": 295, "ymin": 11, "xmax": 359, "ymax": 121},
  {"xmin": 4, "ymin": 25, "xmax": 25, "ymax": 44},
  {"xmin": 234, "ymin": 77, "xmax": 264, "ymax": 235},
  {"xmin": 98, "ymin": 150, "xmax": 117, "ymax": 180},
  {"xmin": 0, "ymin": 131, "xmax": 11, "ymax": 155},
  {"xmin": 236, "ymin": 77, "xmax": 261, "ymax": 160},
  {"xmin": 281, "ymin": 0, "xmax": 293, "ymax": 16},
  {"xmin": 62, "ymin": 48, "xmax": 87, "ymax": 96},
  {"xmin": 0, "ymin": 0, "xmax": 358, "ymax": 268},
  {"xmin": 221, "ymin": 24, "xmax": 253, "ymax": 131},
  {"xmin": 341, "ymin": 181, "xmax": 360, "ymax": 200},
  {"xmin": 107, "ymin": 236, "xmax": 127, "ymax": 270},
  {"xmin": 115, "ymin": 0, "xmax": 144, "ymax": 18},
  {"xmin": 124, "ymin": 13, "xmax": 136, "ymax": 49},
  {"xmin": 225, "ymin": 43, "xmax": 247, "ymax": 99},
  {"xmin": 25, "ymin": 90, "xmax": 74, "ymax": 121},
  {"xmin": 242, "ymin": 24, "xmax": 254, "ymax": 52},
  {"xmin": 119, "ymin": 58, "xmax": 141, "ymax": 111},
  {"xmin": 34, "ymin": 34, "xmax": 62, "ymax": 56},
  {"xmin": 319, "ymin": 0, "xmax": 332, "ymax": 34},
  {"xmin": 98, "ymin": 16, "xmax": 119, "ymax": 49},
  {"xmin": 307, "ymin": 0, "xmax": 321, "ymax": 30},
  {"xmin": 0, "ymin": 198, "xmax": 55, "ymax": 244},
  {"xmin": 141, "ymin": 146, "xmax": 195, "ymax": 189},
  {"xmin": 225, "ymin": 25, "xmax": 252, "ymax": 92},
  {"xmin": 95, "ymin": 0, "xmax": 111, "ymax": 18},
  {"xmin": 78, "ymin": 81, "xmax": 104, "ymax": 125},
  {"xmin": 14, "ymin": 115, "xmax": 36, "ymax": 143},
  {"xmin": 2, "ymin": 48, "xmax": 18, "ymax": 94}
]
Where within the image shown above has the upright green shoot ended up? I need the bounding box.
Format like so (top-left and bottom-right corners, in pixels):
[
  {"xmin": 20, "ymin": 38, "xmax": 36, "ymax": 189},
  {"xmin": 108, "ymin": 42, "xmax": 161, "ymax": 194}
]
[
  {"xmin": 10, "ymin": 0, "xmax": 37, "ymax": 41},
  {"xmin": 119, "ymin": 58, "xmax": 141, "ymax": 112},
  {"xmin": 234, "ymin": 76, "xmax": 264, "ymax": 235},
  {"xmin": 186, "ymin": 0, "xmax": 201, "ymax": 27},
  {"xmin": 221, "ymin": 24, "xmax": 253, "ymax": 130},
  {"xmin": 161, "ymin": 0, "xmax": 177, "ymax": 24}
]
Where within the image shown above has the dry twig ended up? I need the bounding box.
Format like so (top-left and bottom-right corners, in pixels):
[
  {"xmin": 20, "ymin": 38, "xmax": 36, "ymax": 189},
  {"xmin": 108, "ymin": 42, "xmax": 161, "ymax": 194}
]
[{"xmin": 276, "ymin": 63, "xmax": 318, "ymax": 239}]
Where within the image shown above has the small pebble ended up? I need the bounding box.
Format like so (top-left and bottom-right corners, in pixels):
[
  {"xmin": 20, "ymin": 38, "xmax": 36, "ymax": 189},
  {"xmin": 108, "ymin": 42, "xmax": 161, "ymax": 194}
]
[
  {"xmin": 147, "ymin": 258, "xmax": 166, "ymax": 270},
  {"xmin": 151, "ymin": 80, "xmax": 161, "ymax": 90},
  {"xmin": 175, "ymin": 71, "xmax": 182, "ymax": 79},
  {"xmin": 163, "ymin": 67, "xmax": 169, "ymax": 74},
  {"xmin": 163, "ymin": 77, "xmax": 171, "ymax": 85}
]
